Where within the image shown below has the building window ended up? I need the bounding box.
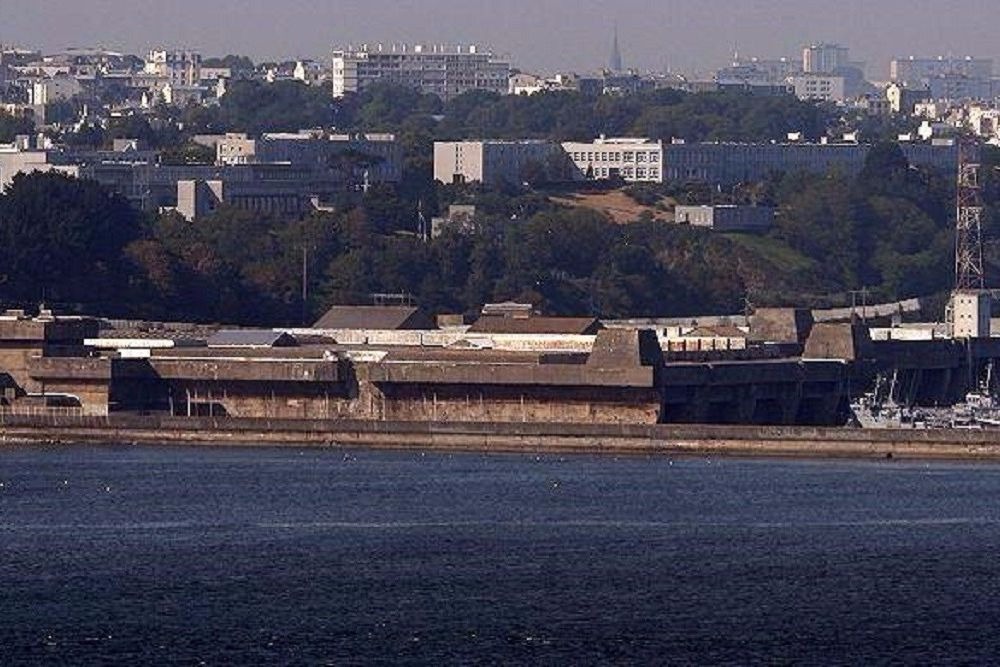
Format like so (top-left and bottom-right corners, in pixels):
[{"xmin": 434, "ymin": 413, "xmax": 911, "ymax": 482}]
[
  {"xmin": 624, "ymin": 151, "xmax": 634, "ymax": 161},
  {"xmin": 637, "ymin": 167, "xmax": 646, "ymax": 178},
  {"xmin": 637, "ymin": 152, "xmax": 646, "ymax": 162},
  {"xmin": 649, "ymin": 152, "xmax": 659, "ymax": 163}
]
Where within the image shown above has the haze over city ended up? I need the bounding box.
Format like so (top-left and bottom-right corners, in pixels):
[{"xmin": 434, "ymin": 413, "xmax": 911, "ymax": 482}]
[{"xmin": 1, "ymin": 0, "xmax": 998, "ymax": 76}]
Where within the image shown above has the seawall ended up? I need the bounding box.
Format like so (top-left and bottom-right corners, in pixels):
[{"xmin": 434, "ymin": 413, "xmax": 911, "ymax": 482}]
[{"xmin": 3, "ymin": 414, "xmax": 1000, "ymax": 460}]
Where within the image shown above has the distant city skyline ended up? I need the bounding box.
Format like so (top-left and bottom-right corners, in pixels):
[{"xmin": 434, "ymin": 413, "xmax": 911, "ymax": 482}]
[{"xmin": 2, "ymin": 0, "xmax": 999, "ymax": 78}]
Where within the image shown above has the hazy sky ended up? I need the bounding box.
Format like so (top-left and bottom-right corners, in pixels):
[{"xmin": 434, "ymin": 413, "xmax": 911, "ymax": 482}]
[{"xmin": 1, "ymin": 0, "xmax": 998, "ymax": 78}]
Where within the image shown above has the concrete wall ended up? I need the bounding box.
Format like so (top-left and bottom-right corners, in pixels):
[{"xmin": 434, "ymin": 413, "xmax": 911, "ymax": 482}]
[{"xmin": 371, "ymin": 384, "xmax": 662, "ymax": 424}]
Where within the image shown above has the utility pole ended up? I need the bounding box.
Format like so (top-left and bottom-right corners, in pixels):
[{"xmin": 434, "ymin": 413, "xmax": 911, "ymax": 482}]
[{"xmin": 301, "ymin": 245, "xmax": 308, "ymax": 326}]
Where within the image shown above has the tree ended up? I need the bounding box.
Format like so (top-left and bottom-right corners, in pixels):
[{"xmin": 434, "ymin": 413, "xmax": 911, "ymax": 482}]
[{"xmin": 0, "ymin": 172, "xmax": 140, "ymax": 312}]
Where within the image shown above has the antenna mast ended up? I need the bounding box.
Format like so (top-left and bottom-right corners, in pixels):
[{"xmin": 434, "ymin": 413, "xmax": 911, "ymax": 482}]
[{"xmin": 955, "ymin": 138, "xmax": 984, "ymax": 291}]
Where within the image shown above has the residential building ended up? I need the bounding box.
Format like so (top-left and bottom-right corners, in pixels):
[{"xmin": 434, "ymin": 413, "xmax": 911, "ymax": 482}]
[
  {"xmin": 331, "ymin": 44, "xmax": 510, "ymax": 101},
  {"xmin": 789, "ymin": 74, "xmax": 846, "ymax": 102},
  {"xmin": 561, "ymin": 137, "xmax": 664, "ymax": 183},
  {"xmin": 26, "ymin": 75, "xmax": 82, "ymax": 105},
  {"xmin": 891, "ymin": 56, "xmax": 993, "ymax": 85},
  {"xmin": 674, "ymin": 205, "xmax": 774, "ymax": 232},
  {"xmin": 967, "ymin": 105, "xmax": 1000, "ymax": 141},
  {"xmin": 433, "ymin": 140, "xmax": 563, "ymax": 186},
  {"xmin": 926, "ymin": 75, "xmax": 993, "ymax": 102},
  {"xmin": 802, "ymin": 43, "xmax": 849, "ymax": 74},
  {"xmin": 144, "ymin": 50, "xmax": 201, "ymax": 87},
  {"xmin": 886, "ymin": 82, "xmax": 932, "ymax": 113}
]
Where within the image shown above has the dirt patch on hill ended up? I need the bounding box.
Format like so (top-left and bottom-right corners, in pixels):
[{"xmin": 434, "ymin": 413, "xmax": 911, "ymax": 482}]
[{"xmin": 550, "ymin": 189, "xmax": 674, "ymax": 224}]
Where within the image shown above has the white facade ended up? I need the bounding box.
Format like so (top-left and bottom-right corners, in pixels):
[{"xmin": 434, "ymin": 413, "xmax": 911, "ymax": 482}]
[
  {"xmin": 332, "ymin": 44, "xmax": 510, "ymax": 101},
  {"xmin": 952, "ymin": 290, "xmax": 991, "ymax": 339},
  {"xmin": 561, "ymin": 137, "xmax": 663, "ymax": 183}
]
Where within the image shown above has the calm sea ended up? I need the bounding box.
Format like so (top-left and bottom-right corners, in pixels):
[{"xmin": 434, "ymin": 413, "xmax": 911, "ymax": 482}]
[{"xmin": 2, "ymin": 445, "xmax": 1000, "ymax": 665}]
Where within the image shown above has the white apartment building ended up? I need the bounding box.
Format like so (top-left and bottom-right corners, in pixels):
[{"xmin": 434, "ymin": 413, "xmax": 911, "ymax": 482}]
[
  {"xmin": 332, "ymin": 44, "xmax": 510, "ymax": 101},
  {"xmin": 789, "ymin": 74, "xmax": 846, "ymax": 102},
  {"xmin": 561, "ymin": 137, "xmax": 664, "ymax": 184},
  {"xmin": 144, "ymin": 50, "xmax": 201, "ymax": 87}
]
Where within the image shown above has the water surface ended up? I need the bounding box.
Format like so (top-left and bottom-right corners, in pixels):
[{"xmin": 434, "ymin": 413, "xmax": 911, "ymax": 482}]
[{"xmin": 2, "ymin": 445, "xmax": 1000, "ymax": 664}]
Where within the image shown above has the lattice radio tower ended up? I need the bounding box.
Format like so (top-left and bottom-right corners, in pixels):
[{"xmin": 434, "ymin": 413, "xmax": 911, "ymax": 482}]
[{"xmin": 955, "ymin": 138, "xmax": 985, "ymax": 291}]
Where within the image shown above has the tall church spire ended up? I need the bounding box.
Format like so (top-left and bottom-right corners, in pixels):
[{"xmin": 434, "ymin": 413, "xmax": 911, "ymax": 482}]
[{"xmin": 609, "ymin": 25, "xmax": 623, "ymax": 73}]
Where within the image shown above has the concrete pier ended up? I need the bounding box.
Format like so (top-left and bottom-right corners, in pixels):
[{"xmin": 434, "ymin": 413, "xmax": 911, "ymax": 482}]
[{"xmin": 4, "ymin": 414, "xmax": 1000, "ymax": 461}]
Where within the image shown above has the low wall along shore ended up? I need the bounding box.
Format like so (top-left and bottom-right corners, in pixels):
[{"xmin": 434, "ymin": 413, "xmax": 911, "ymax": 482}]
[{"xmin": 3, "ymin": 413, "xmax": 1000, "ymax": 460}]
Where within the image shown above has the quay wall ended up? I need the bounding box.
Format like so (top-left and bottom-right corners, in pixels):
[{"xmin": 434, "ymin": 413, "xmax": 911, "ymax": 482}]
[{"xmin": 3, "ymin": 414, "xmax": 1000, "ymax": 460}]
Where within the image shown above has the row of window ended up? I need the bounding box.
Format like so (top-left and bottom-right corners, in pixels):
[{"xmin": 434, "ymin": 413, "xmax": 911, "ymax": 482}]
[
  {"xmin": 589, "ymin": 166, "xmax": 660, "ymax": 180},
  {"xmin": 570, "ymin": 150, "xmax": 660, "ymax": 163}
]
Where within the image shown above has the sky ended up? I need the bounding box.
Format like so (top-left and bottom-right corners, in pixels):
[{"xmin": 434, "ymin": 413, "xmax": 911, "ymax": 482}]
[{"xmin": 1, "ymin": 0, "xmax": 998, "ymax": 79}]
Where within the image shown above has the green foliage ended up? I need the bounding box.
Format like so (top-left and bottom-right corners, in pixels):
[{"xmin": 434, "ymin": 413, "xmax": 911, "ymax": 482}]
[
  {"xmin": 202, "ymin": 55, "xmax": 255, "ymax": 76},
  {"xmin": 0, "ymin": 172, "xmax": 140, "ymax": 312},
  {"xmin": 216, "ymin": 80, "xmax": 336, "ymax": 135}
]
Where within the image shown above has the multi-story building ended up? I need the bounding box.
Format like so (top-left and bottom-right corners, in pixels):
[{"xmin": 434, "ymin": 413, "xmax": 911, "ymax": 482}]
[
  {"xmin": 891, "ymin": 56, "xmax": 993, "ymax": 85},
  {"xmin": 802, "ymin": 43, "xmax": 850, "ymax": 74},
  {"xmin": 332, "ymin": 44, "xmax": 510, "ymax": 101},
  {"xmin": 433, "ymin": 140, "xmax": 563, "ymax": 186},
  {"xmin": 662, "ymin": 139, "xmax": 958, "ymax": 186},
  {"xmin": 717, "ymin": 57, "xmax": 800, "ymax": 84},
  {"xmin": 215, "ymin": 131, "xmax": 402, "ymax": 183},
  {"xmin": 26, "ymin": 75, "xmax": 82, "ymax": 105},
  {"xmin": 789, "ymin": 74, "xmax": 846, "ymax": 102},
  {"xmin": 561, "ymin": 137, "xmax": 664, "ymax": 183},
  {"xmin": 926, "ymin": 75, "xmax": 993, "ymax": 102},
  {"xmin": 144, "ymin": 50, "xmax": 201, "ymax": 87}
]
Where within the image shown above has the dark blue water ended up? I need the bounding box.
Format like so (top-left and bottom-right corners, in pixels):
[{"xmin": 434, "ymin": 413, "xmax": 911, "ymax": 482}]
[{"xmin": 3, "ymin": 446, "xmax": 1000, "ymax": 665}]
